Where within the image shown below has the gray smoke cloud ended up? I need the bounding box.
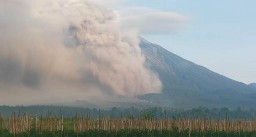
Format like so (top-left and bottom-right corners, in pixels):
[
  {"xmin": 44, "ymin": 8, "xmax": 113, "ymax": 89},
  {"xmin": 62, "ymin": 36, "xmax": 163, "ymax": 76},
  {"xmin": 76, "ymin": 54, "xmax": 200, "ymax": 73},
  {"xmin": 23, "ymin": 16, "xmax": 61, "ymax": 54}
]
[{"xmin": 0, "ymin": 0, "xmax": 162, "ymax": 105}]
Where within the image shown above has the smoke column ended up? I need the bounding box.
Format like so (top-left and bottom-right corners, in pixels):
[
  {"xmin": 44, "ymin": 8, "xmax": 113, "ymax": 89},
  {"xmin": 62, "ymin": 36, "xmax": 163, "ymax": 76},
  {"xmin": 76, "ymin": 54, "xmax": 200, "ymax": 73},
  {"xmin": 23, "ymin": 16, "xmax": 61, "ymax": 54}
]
[{"xmin": 0, "ymin": 0, "xmax": 162, "ymax": 105}]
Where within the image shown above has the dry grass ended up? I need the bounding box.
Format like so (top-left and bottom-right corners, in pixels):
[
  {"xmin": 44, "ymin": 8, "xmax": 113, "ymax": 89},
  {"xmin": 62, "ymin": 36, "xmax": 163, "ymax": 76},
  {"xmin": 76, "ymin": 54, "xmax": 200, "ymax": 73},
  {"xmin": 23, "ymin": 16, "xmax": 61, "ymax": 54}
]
[{"xmin": 1, "ymin": 113, "xmax": 256, "ymax": 134}]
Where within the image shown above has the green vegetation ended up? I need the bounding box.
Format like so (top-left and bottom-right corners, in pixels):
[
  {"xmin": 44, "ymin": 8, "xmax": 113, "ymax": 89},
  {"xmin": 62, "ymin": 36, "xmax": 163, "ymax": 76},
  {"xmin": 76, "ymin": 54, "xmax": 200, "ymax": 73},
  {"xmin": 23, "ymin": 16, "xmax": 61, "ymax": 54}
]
[
  {"xmin": 1, "ymin": 106, "xmax": 256, "ymax": 120},
  {"xmin": 1, "ymin": 129, "xmax": 256, "ymax": 137}
]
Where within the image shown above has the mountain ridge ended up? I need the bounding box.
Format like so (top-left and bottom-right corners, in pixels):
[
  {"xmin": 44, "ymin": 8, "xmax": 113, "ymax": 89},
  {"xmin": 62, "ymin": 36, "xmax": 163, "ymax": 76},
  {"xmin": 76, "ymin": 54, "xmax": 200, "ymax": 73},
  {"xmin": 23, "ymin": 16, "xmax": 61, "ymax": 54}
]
[{"xmin": 139, "ymin": 38, "xmax": 256, "ymax": 108}]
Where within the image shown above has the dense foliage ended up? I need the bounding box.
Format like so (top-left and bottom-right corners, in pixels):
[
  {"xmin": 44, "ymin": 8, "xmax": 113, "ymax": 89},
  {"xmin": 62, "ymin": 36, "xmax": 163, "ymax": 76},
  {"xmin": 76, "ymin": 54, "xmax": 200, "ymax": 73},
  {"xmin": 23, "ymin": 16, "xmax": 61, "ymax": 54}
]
[{"xmin": 0, "ymin": 106, "xmax": 256, "ymax": 120}]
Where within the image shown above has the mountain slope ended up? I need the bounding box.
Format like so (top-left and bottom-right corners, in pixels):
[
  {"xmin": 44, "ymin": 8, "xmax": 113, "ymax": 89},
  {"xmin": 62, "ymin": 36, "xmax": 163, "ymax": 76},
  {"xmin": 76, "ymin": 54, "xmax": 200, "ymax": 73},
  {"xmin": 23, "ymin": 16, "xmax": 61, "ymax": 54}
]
[
  {"xmin": 249, "ymin": 83, "xmax": 256, "ymax": 89},
  {"xmin": 139, "ymin": 39, "xmax": 256, "ymax": 108}
]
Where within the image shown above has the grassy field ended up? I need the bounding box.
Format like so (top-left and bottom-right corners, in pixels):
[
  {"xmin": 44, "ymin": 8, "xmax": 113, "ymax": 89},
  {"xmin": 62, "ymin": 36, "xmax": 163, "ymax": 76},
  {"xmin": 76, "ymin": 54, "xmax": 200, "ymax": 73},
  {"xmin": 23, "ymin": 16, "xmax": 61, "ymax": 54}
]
[
  {"xmin": 1, "ymin": 113, "xmax": 256, "ymax": 137},
  {"xmin": 1, "ymin": 129, "xmax": 256, "ymax": 137}
]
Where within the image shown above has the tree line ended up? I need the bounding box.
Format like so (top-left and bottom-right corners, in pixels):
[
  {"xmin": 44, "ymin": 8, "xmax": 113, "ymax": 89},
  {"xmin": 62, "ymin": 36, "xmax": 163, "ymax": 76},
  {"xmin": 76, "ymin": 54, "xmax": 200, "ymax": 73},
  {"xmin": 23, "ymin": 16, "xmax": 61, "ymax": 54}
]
[{"xmin": 0, "ymin": 105, "xmax": 255, "ymax": 120}]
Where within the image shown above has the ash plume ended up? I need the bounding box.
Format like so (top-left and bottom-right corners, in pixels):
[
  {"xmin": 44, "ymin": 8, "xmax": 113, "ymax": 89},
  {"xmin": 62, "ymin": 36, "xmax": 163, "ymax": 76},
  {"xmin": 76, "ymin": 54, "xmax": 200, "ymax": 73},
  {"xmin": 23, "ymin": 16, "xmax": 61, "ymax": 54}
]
[{"xmin": 0, "ymin": 0, "xmax": 162, "ymax": 105}]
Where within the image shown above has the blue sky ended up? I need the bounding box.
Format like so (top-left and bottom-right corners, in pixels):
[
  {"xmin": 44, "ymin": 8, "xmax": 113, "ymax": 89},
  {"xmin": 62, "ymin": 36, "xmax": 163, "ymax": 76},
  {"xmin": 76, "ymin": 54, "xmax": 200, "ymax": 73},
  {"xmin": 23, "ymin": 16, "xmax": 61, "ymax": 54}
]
[{"xmin": 120, "ymin": 0, "xmax": 256, "ymax": 84}]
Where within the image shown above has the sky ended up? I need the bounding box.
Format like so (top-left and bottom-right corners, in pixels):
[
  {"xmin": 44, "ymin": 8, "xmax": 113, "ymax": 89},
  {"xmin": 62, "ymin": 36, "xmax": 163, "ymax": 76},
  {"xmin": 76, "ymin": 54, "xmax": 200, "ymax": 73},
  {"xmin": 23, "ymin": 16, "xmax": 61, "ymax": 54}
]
[{"xmin": 115, "ymin": 0, "xmax": 256, "ymax": 84}]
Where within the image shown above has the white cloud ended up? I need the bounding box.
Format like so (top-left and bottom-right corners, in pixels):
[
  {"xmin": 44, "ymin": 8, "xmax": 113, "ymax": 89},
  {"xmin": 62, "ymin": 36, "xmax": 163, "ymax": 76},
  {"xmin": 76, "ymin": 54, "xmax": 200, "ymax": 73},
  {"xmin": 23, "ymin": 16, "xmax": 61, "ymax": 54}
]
[
  {"xmin": 87, "ymin": 0, "xmax": 125, "ymax": 8},
  {"xmin": 120, "ymin": 7, "xmax": 188, "ymax": 34}
]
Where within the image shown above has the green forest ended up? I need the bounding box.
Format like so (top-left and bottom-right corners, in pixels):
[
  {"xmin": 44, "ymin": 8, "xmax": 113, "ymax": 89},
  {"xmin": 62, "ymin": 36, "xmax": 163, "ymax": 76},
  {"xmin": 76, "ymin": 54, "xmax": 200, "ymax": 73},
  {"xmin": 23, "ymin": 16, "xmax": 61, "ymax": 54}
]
[{"xmin": 0, "ymin": 105, "xmax": 255, "ymax": 119}]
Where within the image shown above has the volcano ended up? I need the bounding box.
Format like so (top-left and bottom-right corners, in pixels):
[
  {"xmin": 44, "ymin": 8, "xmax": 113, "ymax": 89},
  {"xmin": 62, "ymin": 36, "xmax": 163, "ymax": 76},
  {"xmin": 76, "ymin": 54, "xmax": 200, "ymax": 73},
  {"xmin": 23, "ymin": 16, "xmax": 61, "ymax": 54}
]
[{"xmin": 139, "ymin": 38, "xmax": 256, "ymax": 108}]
